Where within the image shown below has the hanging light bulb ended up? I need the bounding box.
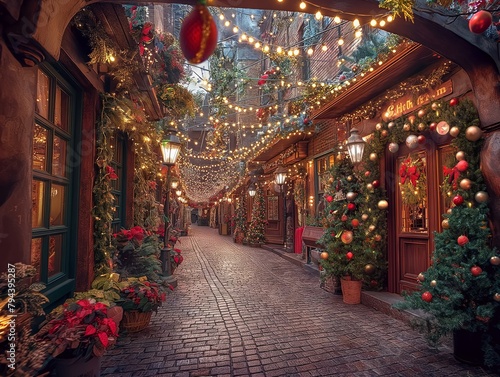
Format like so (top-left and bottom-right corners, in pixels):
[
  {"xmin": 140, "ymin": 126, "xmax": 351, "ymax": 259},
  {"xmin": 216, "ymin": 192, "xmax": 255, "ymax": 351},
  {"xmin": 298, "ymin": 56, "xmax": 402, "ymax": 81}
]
[
  {"xmin": 299, "ymin": 2, "xmax": 306, "ymax": 9},
  {"xmin": 321, "ymin": 44, "xmax": 328, "ymax": 52},
  {"xmin": 338, "ymin": 38, "xmax": 344, "ymax": 46},
  {"xmin": 307, "ymin": 47, "xmax": 314, "ymax": 55},
  {"xmin": 315, "ymin": 10, "xmax": 322, "ymax": 19},
  {"xmin": 353, "ymin": 19, "xmax": 360, "ymax": 28}
]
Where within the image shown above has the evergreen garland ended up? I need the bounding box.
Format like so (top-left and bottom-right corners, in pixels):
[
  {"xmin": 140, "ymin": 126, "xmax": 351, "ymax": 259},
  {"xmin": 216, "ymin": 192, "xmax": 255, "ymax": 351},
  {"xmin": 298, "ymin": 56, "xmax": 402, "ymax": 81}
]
[{"xmin": 246, "ymin": 185, "xmax": 267, "ymax": 245}]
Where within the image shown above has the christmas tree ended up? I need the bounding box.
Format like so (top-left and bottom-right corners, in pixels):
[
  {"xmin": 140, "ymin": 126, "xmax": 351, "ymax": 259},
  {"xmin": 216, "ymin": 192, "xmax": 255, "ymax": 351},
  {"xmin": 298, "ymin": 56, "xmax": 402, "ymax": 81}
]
[
  {"xmin": 233, "ymin": 195, "xmax": 247, "ymax": 243},
  {"xmin": 245, "ymin": 184, "xmax": 266, "ymax": 245},
  {"xmin": 396, "ymin": 100, "xmax": 500, "ymax": 368},
  {"xmin": 319, "ymin": 155, "xmax": 386, "ymax": 286}
]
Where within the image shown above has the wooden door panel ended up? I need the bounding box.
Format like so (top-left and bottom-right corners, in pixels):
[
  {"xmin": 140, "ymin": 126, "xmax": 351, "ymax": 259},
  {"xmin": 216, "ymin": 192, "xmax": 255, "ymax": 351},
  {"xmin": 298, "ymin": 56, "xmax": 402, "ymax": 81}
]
[{"xmin": 399, "ymin": 238, "xmax": 429, "ymax": 293}]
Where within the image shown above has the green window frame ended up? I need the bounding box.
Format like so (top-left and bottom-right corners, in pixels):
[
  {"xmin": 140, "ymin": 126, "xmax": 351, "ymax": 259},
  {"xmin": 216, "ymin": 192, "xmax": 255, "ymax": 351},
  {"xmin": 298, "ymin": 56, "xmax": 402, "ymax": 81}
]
[{"xmin": 110, "ymin": 133, "xmax": 127, "ymax": 233}]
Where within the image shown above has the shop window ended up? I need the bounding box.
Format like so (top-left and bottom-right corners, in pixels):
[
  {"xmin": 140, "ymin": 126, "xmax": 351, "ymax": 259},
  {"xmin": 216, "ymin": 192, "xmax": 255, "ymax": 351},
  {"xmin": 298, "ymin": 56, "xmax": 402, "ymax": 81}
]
[
  {"xmin": 32, "ymin": 66, "xmax": 79, "ymax": 293},
  {"xmin": 315, "ymin": 153, "xmax": 335, "ymax": 208},
  {"xmin": 110, "ymin": 133, "xmax": 127, "ymax": 233}
]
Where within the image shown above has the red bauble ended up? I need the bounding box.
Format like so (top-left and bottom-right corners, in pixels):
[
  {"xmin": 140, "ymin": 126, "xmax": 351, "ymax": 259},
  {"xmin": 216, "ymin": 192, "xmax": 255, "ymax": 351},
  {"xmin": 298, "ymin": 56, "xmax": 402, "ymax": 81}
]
[
  {"xmin": 458, "ymin": 235, "xmax": 469, "ymax": 246},
  {"xmin": 417, "ymin": 135, "xmax": 426, "ymax": 144},
  {"xmin": 364, "ymin": 171, "xmax": 371, "ymax": 177},
  {"xmin": 346, "ymin": 251, "xmax": 354, "ymax": 260},
  {"xmin": 372, "ymin": 180, "xmax": 380, "ymax": 188},
  {"xmin": 429, "ymin": 123, "xmax": 437, "ymax": 131},
  {"xmin": 453, "ymin": 195, "xmax": 464, "ymax": 206},
  {"xmin": 456, "ymin": 160, "xmax": 469, "ymax": 172},
  {"xmin": 341, "ymin": 214, "xmax": 348, "ymax": 222},
  {"xmin": 422, "ymin": 291, "xmax": 433, "ymax": 302},
  {"xmin": 471, "ymin": 266, "xmax": 483, "ymax": 277},
  {"xmin": 179, "ymin": 4, "xmax": 218, "ymax": 64},
  {"xmin": 326, "ymin": 195, "xmax": 333, "ymax": 202},
  {"xmin": 351, "ymin": 219, "xmax": 359, "ymax": 228},
  {"xmin": 469, "ymin": 10, "xmax": 493, "ymax": 34},
  {"xmin": 347, "ymin": 203, "xmax": 356, "ymax": 211},
  {"xmin": 449, "ymin": 98, "xmax": 458, "ymax": 107},
  {"xmin": 257, "ymin": 74, "xmax": 269, "ymax": 86}
]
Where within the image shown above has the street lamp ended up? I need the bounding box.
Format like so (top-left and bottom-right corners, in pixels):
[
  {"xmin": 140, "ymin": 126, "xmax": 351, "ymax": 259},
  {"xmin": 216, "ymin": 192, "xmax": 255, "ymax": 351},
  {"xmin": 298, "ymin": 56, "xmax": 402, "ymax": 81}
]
[
  {"xmin": 346, "ymin": 127, "xmax": 365, "ymax": 163},
  {"xmin": 274, "ymin": 165, "xmax": 288, "ymax": 249},
  {"xmin": 171, "ymin": 177, "xmax": 179, "ymax": 189},
  {"xmin": 248, "ymin": 183, "xmax": 256, "ymax": 197},
  {"xmin": 160, "ymin": 130, "xmax": 181, "ymax": 276}
]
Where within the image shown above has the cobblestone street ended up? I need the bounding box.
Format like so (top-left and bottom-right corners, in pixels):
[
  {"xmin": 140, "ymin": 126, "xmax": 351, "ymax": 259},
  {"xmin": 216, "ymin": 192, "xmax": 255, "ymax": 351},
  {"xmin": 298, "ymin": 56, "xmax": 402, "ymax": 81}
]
[{"xmin": 101, "ymin": 226, "xmax": 494, "ymax": 377}]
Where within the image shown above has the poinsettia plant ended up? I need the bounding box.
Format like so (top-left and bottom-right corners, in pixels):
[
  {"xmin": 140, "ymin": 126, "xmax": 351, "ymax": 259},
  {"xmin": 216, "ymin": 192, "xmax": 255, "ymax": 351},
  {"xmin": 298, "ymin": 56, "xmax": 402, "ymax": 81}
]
[
  {"xmin": 117, "ymin": 278, "xmax": 166, "ymax": 313},
  {"xmin": 38, "ymin": 299, "xmax": 118, "ymax": 360},
  {"xmin": 170, "ymin": 248, "xmax": 184, "ymax": 269}
]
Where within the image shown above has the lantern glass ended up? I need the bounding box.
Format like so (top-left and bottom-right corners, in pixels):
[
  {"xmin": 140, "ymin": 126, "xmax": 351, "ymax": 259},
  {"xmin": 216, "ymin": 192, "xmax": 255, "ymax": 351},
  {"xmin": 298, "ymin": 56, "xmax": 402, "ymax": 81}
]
[
  {"xmin": 160, "ymin": 134, "xmax": 181, "ymax": 166},
  {"xmin": 346, "ymin": 128, "xmax": 365, "ymax": 163},
  {"xmin": 171, "ymin": 178, "xmax": 179, "ymax": 189},
  {"xmin": 274, "ymin": 165, "xmax": 287, "ymax": 186},
  {"xmin": 248, "ymin": 183, "xmax": 256, "ymax": 197},
  {"xmin": 175, "ymin": 189, "xmax": 182, "ymax": 197}
]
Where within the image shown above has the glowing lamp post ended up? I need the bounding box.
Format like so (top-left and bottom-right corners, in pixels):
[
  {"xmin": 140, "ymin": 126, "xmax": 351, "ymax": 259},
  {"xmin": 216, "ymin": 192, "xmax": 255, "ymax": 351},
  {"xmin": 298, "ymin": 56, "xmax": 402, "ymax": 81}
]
[
  {"xmin": 274, "ymin": 165, "xmax": 288, "ymax": 248},
  {"xmin": 248, "ymin": 183, "xmax": 257, "ymax": 197},
  {"xmin": 346, "ymin": 128, "xmax": 365, "ymax": 164}
]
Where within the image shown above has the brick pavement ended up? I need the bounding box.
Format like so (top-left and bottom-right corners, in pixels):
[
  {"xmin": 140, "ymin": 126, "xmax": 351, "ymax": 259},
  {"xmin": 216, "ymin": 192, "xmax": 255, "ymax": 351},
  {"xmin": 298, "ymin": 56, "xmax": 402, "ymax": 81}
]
[{"xmin": 101, "ymin": 226, "xmax": 495, "ymax": 377}]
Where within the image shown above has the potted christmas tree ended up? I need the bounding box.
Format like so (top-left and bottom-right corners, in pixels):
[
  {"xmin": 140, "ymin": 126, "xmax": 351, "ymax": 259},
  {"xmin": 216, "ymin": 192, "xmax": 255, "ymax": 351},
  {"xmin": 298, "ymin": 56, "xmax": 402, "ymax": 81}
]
[
  {"xmin": 319, "ymin": 155, "xmax": 386, "ymax": 304},
  {"xmin": 396, "ymin": 100, "xmax": 500, "ymax": 369},
  {"xmin": 245, "ymin": 184, "xmax": 266, "ymax": 247},
  {"xmin": 233, "ymin": 195, "xmax": 247, "ymax": 244}
]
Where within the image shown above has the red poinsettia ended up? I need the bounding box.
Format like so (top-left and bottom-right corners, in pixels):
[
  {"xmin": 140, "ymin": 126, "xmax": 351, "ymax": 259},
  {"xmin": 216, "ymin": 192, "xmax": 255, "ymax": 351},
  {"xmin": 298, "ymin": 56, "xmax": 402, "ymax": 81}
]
[
  {"xmin": 105, "ymin": 165, "xmax": 118, "ymax": 180},
  {"xmin": 113, "ymin": 226, "xmax": 145, "ymax": 241}
]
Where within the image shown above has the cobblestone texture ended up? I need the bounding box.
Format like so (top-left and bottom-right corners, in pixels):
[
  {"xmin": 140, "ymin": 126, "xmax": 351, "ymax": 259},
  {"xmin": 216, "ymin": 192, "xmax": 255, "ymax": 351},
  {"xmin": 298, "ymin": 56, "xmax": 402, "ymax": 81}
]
[{"xmin": 101, "ymin": 226, "xmax": 495, "ymax": 376}]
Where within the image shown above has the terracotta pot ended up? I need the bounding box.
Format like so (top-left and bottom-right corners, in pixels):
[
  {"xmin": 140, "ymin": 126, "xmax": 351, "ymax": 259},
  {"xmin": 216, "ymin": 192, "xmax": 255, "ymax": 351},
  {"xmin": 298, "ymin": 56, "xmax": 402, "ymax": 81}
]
[{"xmin": 340, "ymin": 277, "xmax": 362, "ymax": 304}]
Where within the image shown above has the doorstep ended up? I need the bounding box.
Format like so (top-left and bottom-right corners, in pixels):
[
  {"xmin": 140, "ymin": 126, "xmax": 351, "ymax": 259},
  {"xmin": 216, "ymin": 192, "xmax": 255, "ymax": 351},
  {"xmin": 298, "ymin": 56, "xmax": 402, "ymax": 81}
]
[{"xmin": 262, "ymin": 243, "xmax": 429, "ymax": 325}]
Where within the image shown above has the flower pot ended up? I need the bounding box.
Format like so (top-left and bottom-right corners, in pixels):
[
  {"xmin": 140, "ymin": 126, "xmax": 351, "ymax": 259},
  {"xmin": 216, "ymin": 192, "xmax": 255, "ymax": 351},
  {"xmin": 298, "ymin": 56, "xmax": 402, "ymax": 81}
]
[
  {"xmin": 53, "ymin": 355, "xmax": 102, "ymax": 377},
  {"xmin": 121, "ymin": 310, "xmax": 152, "ymax": 333},
  {"xmin": 340, "ymin": 277, "xmax": 362, "ymax": 304},
  {"xmin": 453, "ymin": 329, "xmax": 483, "ymax": 366}
]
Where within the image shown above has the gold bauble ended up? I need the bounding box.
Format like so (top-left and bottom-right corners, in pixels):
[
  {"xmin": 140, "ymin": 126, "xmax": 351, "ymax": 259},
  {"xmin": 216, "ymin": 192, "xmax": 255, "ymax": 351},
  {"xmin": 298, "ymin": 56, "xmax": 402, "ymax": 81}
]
[
  {"xmin": 494, "ymin": 293, "xmax": 500, "ymax": 302},
  {"xmin": 320, "ymin": 251, "xmax": 329, "ymax": 260},
  {"xmin": 490, "ymin": 256, "xmax": 500, "ymax": 266},
  {"xmin": 442, "ymin": 219, "xmax": 449, "ymax": 229},
  {"xmin": 431, "ymin": 102, "xmax": 438, "ymax": 111},
  {"xmin": 465, "ymin": 126, "xmax": 483, "ymax": 142},
  {"xmin": 328, "ymin": 177, "xmax": 334, "ymax": 183},
  {"xmin": 408, "ymin": 115, "xmax": 416, "ymax": 124},
  {"xmin": 475, "ymin": 191, "xmax": 489, "ymax": 203},
  {"xmin": 376, "ymin": 123, "xmax": 383, "ymax": 130},
  {"xmin": 381, "ymin": 130, "xmax": 388, "ymax": 137},
  {"xmin": 369, "ymin": 153, "xmax": 378, "ymax": 161},
  {"xmin": 346, "ymin": 191, "xmax": 358, "ymax": 201},
  {"xmin": 418, "ymin": 109, "xmax": 426, "ymax": 118},
  {"xmin": 418, "ymin": 123, "xmax": 426, "ymax": 131},
  {"xmin": 403, "ymin": 123, "xmax": 411, "ymax": 131},
  {"xmin": 366, "ymin": 183, "xmax": 373, "ymax": 190},
  {"xmin": 450, "ymin": 126, "xmax": 460, "ymax": 137},
  {"xmin": 347, "ymin": 175, "xmax": 353, "ymax": 181},
  {"xmin": 456, "ymin": 151, "xmax": 466, "ymax": 161},
  {"xmin": 417, "ymin": 273, "xmax": 425, "ymax": 282},
  {"xmin": 459, "ymin": 178, "xmax": 472, "ymax": 190},
  {"xmin": 430, "ymin": 280, "xmax": 437, "ymax": 287},
  {"xmin": 447, "ymin": 208, "xmax": 452, "ymax": 214},
  {"xmin": 364, "ymin": 264, "xmax": 376, "ymax": 275},
  {"xmin": 361, "ymin": 214, "xmax": 369, "ymax": 221},
  {"xmin": 388, "ymin": 122, "xmax": 395, "ymax": 129},
  {"xmin": 378, "ymin": 200, "xmax": 389, "ymax": 210},
  {"xmin": 368, "ymin": 225, "xmax": 376, "ymax": 232}
]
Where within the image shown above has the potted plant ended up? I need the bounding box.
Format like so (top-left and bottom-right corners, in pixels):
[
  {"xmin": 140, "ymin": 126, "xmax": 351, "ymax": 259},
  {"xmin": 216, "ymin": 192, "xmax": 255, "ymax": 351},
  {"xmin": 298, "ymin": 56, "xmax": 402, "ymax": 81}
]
[
  {"xmin": 37, "ymin": 299, "xmax": 118, "ymax": 376},
  {"xmin": 170, "ymin": 248, "xmax": 184, "ymax": 273},
  {"xmin": 117, "ymin": 278, "xmax": 167, "ymax": 333}
]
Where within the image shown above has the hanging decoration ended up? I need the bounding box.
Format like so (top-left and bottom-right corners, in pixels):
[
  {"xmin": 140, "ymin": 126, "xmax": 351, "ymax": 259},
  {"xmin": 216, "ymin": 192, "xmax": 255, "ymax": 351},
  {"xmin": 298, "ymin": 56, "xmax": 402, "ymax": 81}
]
[
  {"xmin": 399, "ymin": 155, "xmax": 426, "ymax": 207},
  {"xmin": 179, "ymin": 0, "xmax": 218, "ymax": 64}
]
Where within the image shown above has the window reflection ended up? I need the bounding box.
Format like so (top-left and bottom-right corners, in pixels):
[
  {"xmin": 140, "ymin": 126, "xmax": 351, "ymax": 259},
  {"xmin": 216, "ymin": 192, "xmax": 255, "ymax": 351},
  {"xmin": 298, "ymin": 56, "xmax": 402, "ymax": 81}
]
[
  {"xmin": 33, "ymin": 124, "xmax": 48, "ymax": 171},
  {"xmin": 31, "ymin": 238, "xmax": 42, "ymax": 282},
  {"xmin": 36, "ymin": 71, "xmax": 50, "ymax": 119},
  {"xmin": 50, "ymin": 184, "xmax": 65, "ymax": 226},
  {"xmin": 48, "ymin": 235, "xmax": 62, "ymax": 277},
  {"xmin": 53, "ymin": 136, "xmax": 67, "ymax": 177},
  {"xmin": 32, "ymin": 180, "xmax": 45, "ymax": 228},
  {"xmin": 55, "ymin": 86, "xmax": 69, "ymax": 131}
]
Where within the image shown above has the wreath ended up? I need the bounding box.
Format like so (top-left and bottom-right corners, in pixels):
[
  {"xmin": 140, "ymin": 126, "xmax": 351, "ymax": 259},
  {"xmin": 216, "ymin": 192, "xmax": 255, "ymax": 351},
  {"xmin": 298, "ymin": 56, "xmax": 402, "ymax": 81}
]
[{"xmin": 399, "ymin": 154, "xmax": 427, "ymax": 206}]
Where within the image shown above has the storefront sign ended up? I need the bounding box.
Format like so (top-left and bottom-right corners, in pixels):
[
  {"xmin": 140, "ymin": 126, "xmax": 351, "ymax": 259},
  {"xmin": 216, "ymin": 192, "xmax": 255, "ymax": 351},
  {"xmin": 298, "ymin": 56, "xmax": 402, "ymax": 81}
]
[{"xmin": 383, "ymin": 80, "xmax": 453, "ymax": 121}]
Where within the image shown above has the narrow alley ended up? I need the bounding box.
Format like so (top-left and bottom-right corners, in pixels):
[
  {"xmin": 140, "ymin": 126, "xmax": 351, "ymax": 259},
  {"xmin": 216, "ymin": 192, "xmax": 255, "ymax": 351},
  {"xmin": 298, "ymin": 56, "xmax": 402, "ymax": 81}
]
[{"xmin": 100, "ymin": 226, "xmax": 494, "ymax": 377}]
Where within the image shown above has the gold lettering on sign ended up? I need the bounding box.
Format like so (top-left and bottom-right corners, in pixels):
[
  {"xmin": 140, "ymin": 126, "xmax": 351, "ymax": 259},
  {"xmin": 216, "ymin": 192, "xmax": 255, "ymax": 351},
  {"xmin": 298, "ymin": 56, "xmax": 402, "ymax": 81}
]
[{"xmin": 383, "ymin": 80, "xmax": 453, "ymax": 121}]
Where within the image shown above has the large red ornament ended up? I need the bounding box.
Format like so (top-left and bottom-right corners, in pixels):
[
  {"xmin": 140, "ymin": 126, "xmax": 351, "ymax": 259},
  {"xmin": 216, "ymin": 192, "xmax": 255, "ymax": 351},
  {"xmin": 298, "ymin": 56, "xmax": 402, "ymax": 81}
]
[
  {"xmin": 449, "ymin": 98, "xmax": 458, "ymax": 107},
  {"xmin": 469, "ymin": 10, "xmax": 493, "ymax": 34},
  {"xmin": 347, "ymin": 203, "xmax": 356, "ymax": 211},
  {"xmin": 326, "ymin": 195, "xmax": 333, "ymax": 203},
  {"xmin": 346, "ymin": 251, "xmax": 354, "ymax": 260},
  {"xmin": 456, "ymin": 160, "xmax": 469, "ymax": 172},
  {"xmin": 372, "ymin": 180, "xmax": 380, "ymax": 188},
  {"xmin": 351, "ymin": 219, "xmax": 359, "ymax": 228},
  {"xmin": 458, "ymin": 235, "xmax": 469, "ymax": 246},
  {"xmin": 341, "ymin": 230, "xmax": 353, "ymax": 244},
  {"xmin": 179, "ymin": 3, "xmax": 218, "ymax": 64},
  {"xmin": 453, "ymin": 195, "xmax": 464, "ymax": 206},
  {"xmin": 470, "ymin": 266, "xmax": 483, "ymax": 277},
  {"xmin": 422, "ymin": 291, "xmax": 433, "ymax": 302}
]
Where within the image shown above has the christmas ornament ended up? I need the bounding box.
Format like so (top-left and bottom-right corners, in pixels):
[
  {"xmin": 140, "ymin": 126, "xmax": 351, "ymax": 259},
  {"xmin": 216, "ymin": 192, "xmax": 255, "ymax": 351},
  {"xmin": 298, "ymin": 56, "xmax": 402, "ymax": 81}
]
[
  {"xmin": 403, "ymin": 123, "xmax": 411, "ymax": 131},
  {"xmin": 341, "ymin": 214, "xmax": 348, "ymax": 222},
  {"xmin": 429, "ymin": 122, "xmax": 437, "ymax": 131},
  {"xmin": 490, "ymin": 256, "xmax": 500, "ymax": 266},
  {"xmin": 417, "ymin": 135, "xmax": 426, "ymax": 144},
  {"xmin": 430, "ymin": 280, "xmax": 437, "ymax": 287},
  {"xmin": 366, "ymin": 183, "xmax": 373, "ymax": 191},
  {"xmin": 465, "ymin": 125, "xmax": 483, "ymax": 141},
  {"xmin": 418, "ymin": 123, "xmax": 426, "ymax": 132},
  {"xmin": 361, "ymin": 214, "xmax": 369, "ymax": 221},
  {"xmin": 436, "ymin": 121, "xmax": 450, "ymax": 135},
  {"xmin": 370, "ymin": 280, "xmax": 378, "ymax": 288},
  {"xmin": 470, "ymin": 266, "xmax": 482, "ymax": 277},
  {"xmin": 364, "ymin": 264, "xmax": 375, "ymax": 275},
  {"xmin": 405, "ymin": 135, "xmax": 418, "ymax": 149},
  {"xmin": 372, "ymin": 180, "xmax": 380, "ymax": 188},
  {"xmin": 364, "ymin": 171, "xmax": 371, "ymax": 177},
  {"xmin": 418, "ymin": 109, "xmax": 426, "ymax": 118},
  {"xmin": 326, "ymin": 195, "xmax": 333, "ymax": 202},
  {"xmin": 456, "ymin": 151, "xmax": 466, "ymax": 161},
  {"xmin": 408, "ymin": 115, "xmax": 416, "ymax": 124},
  {"xmin": 459, "ymin": 178, "xmax": 472, "ymax": 190},
  {"xmin": 449, "ymin": 98, "xmax": 458, "ymax": 106},
  {"xmin": 388, "ymin": 122, "xmax": 395, "ymax": 129},
  {"xmin": 369, "ymin": 153, "xmax": 378, "ymax": 161},
  {"xmin": 378, "ymin": 200, "xmax": 389, "ymax": 209},
  {"xmin": 374, "ymin": 234, "xmax": 382, "ymax": 242},
  {"xmin": 347, "ymin": 175, "xmax": 353, "ymax": 182},
  {"xmin": 388, "ymin": 143, "xmax": 399, "ymax": 153},
  {"xmin": 456, "ymin": 160, "xmax": 469, "ymax": 172},
  {"xmin": 346, "ymin": 251, "xmax": 354, "ymax": 260},
  {"xmin": 341, "ymin": 230, "xmax": 353, "ymax": 244},
  {"xmin": 494, "ymin": 293, "xmax": 500, "ymax": 302},
  {"xmin": 469, "ymin": 10, "xmax": 493, "ymax": 34},
  {"xmin": 347, "ymin": 203, "xmax": 356, "ymax": 211},
  {"xmin": 351, "ymin": 219, "xmax": 360, "ymax": 228},
  {"xmin": 442, "ymin": 219, "xmax": 449, "ymax": 229},
  {"xmin": 475, "ymin": 191, "xmax": 489, "ymax": 203},
  {"xmin": 381, "ymin": 130, "xmax": 388, "ymax": 137},
  {"xmin": 328, "ymin": 177, "xmax": 334, "ymax": 183},
  {"xmin": 368, "ymin": 225, "xmax": 376, "ymax": 232},
  {"xmin": 346, "ymin": 192, "xmax": 358, "ymax": 201},
  {"xmin": 417, "ymin": 272, "xmax": 425, "ymax": 282},
  {"xmin": 457, "ymin": 235, "xmax": 469, "ymax": 246},
  {"xmin": 320, "ymin": 251, "xmax": 329, "ymax": 260},
  {"xmin": 453, "ymin": 195, "xmax": 464, "ymax": 205},
  {"xmin": 431, "ymin": 102, "xmax": 438, "ymax": 111},
  {"xmin": 422, "ymin": 291, "xmax": 433, "ymax": 302},
  {"xmin": 450, "ymin": 126, "xmax": 460, "ymax": 137},
  {"xmin": 179, "ymin": 1, "xmax": 218, "ymax": 64},
  {"xmin": 376, "ymin": 123, "xmax": 383, "ymax": 130}
]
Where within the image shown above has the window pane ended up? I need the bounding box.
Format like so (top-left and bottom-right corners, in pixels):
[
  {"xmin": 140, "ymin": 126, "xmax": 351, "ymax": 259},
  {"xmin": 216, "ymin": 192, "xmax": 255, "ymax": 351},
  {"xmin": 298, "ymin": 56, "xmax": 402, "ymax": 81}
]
[
  {"xmin": 50, "ymin": 184, "xmax": 65, "ymax": 226},
  {"xmin": 32, "ymin": 180, "xmax": 45, "ymax": 228},
  {"xmin": 48, "ymin": 234, "xmax": 63, "ymax": 277},
  {"xmin": 36, "ymin": 71, "xmax": 50, "ymax": 119},
  {"xmin": 53, "ymin": 135, "xmax": 67, "ymax": 177},
  {"xmin": 33, "ymin": 124, "xmax": 48, "ymax": 171},
  {"xmin": 54, "ymin": 85, "xmax": 69, "ymax": 132},
  {"xmin": 31, "ymin": 238, "xmax": 43, "ymax": 282}
]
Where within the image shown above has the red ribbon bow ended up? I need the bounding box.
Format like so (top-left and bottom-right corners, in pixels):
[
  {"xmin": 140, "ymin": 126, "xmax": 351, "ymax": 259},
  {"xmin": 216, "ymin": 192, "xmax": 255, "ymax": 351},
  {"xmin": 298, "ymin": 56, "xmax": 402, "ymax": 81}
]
[
  {"xmin": 443, "ymin": 165, "xmax": 460, "ymax": 188},
  {"xmin": 399, "ymin": 164, "xmax": 420, "ymax": 187}
]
